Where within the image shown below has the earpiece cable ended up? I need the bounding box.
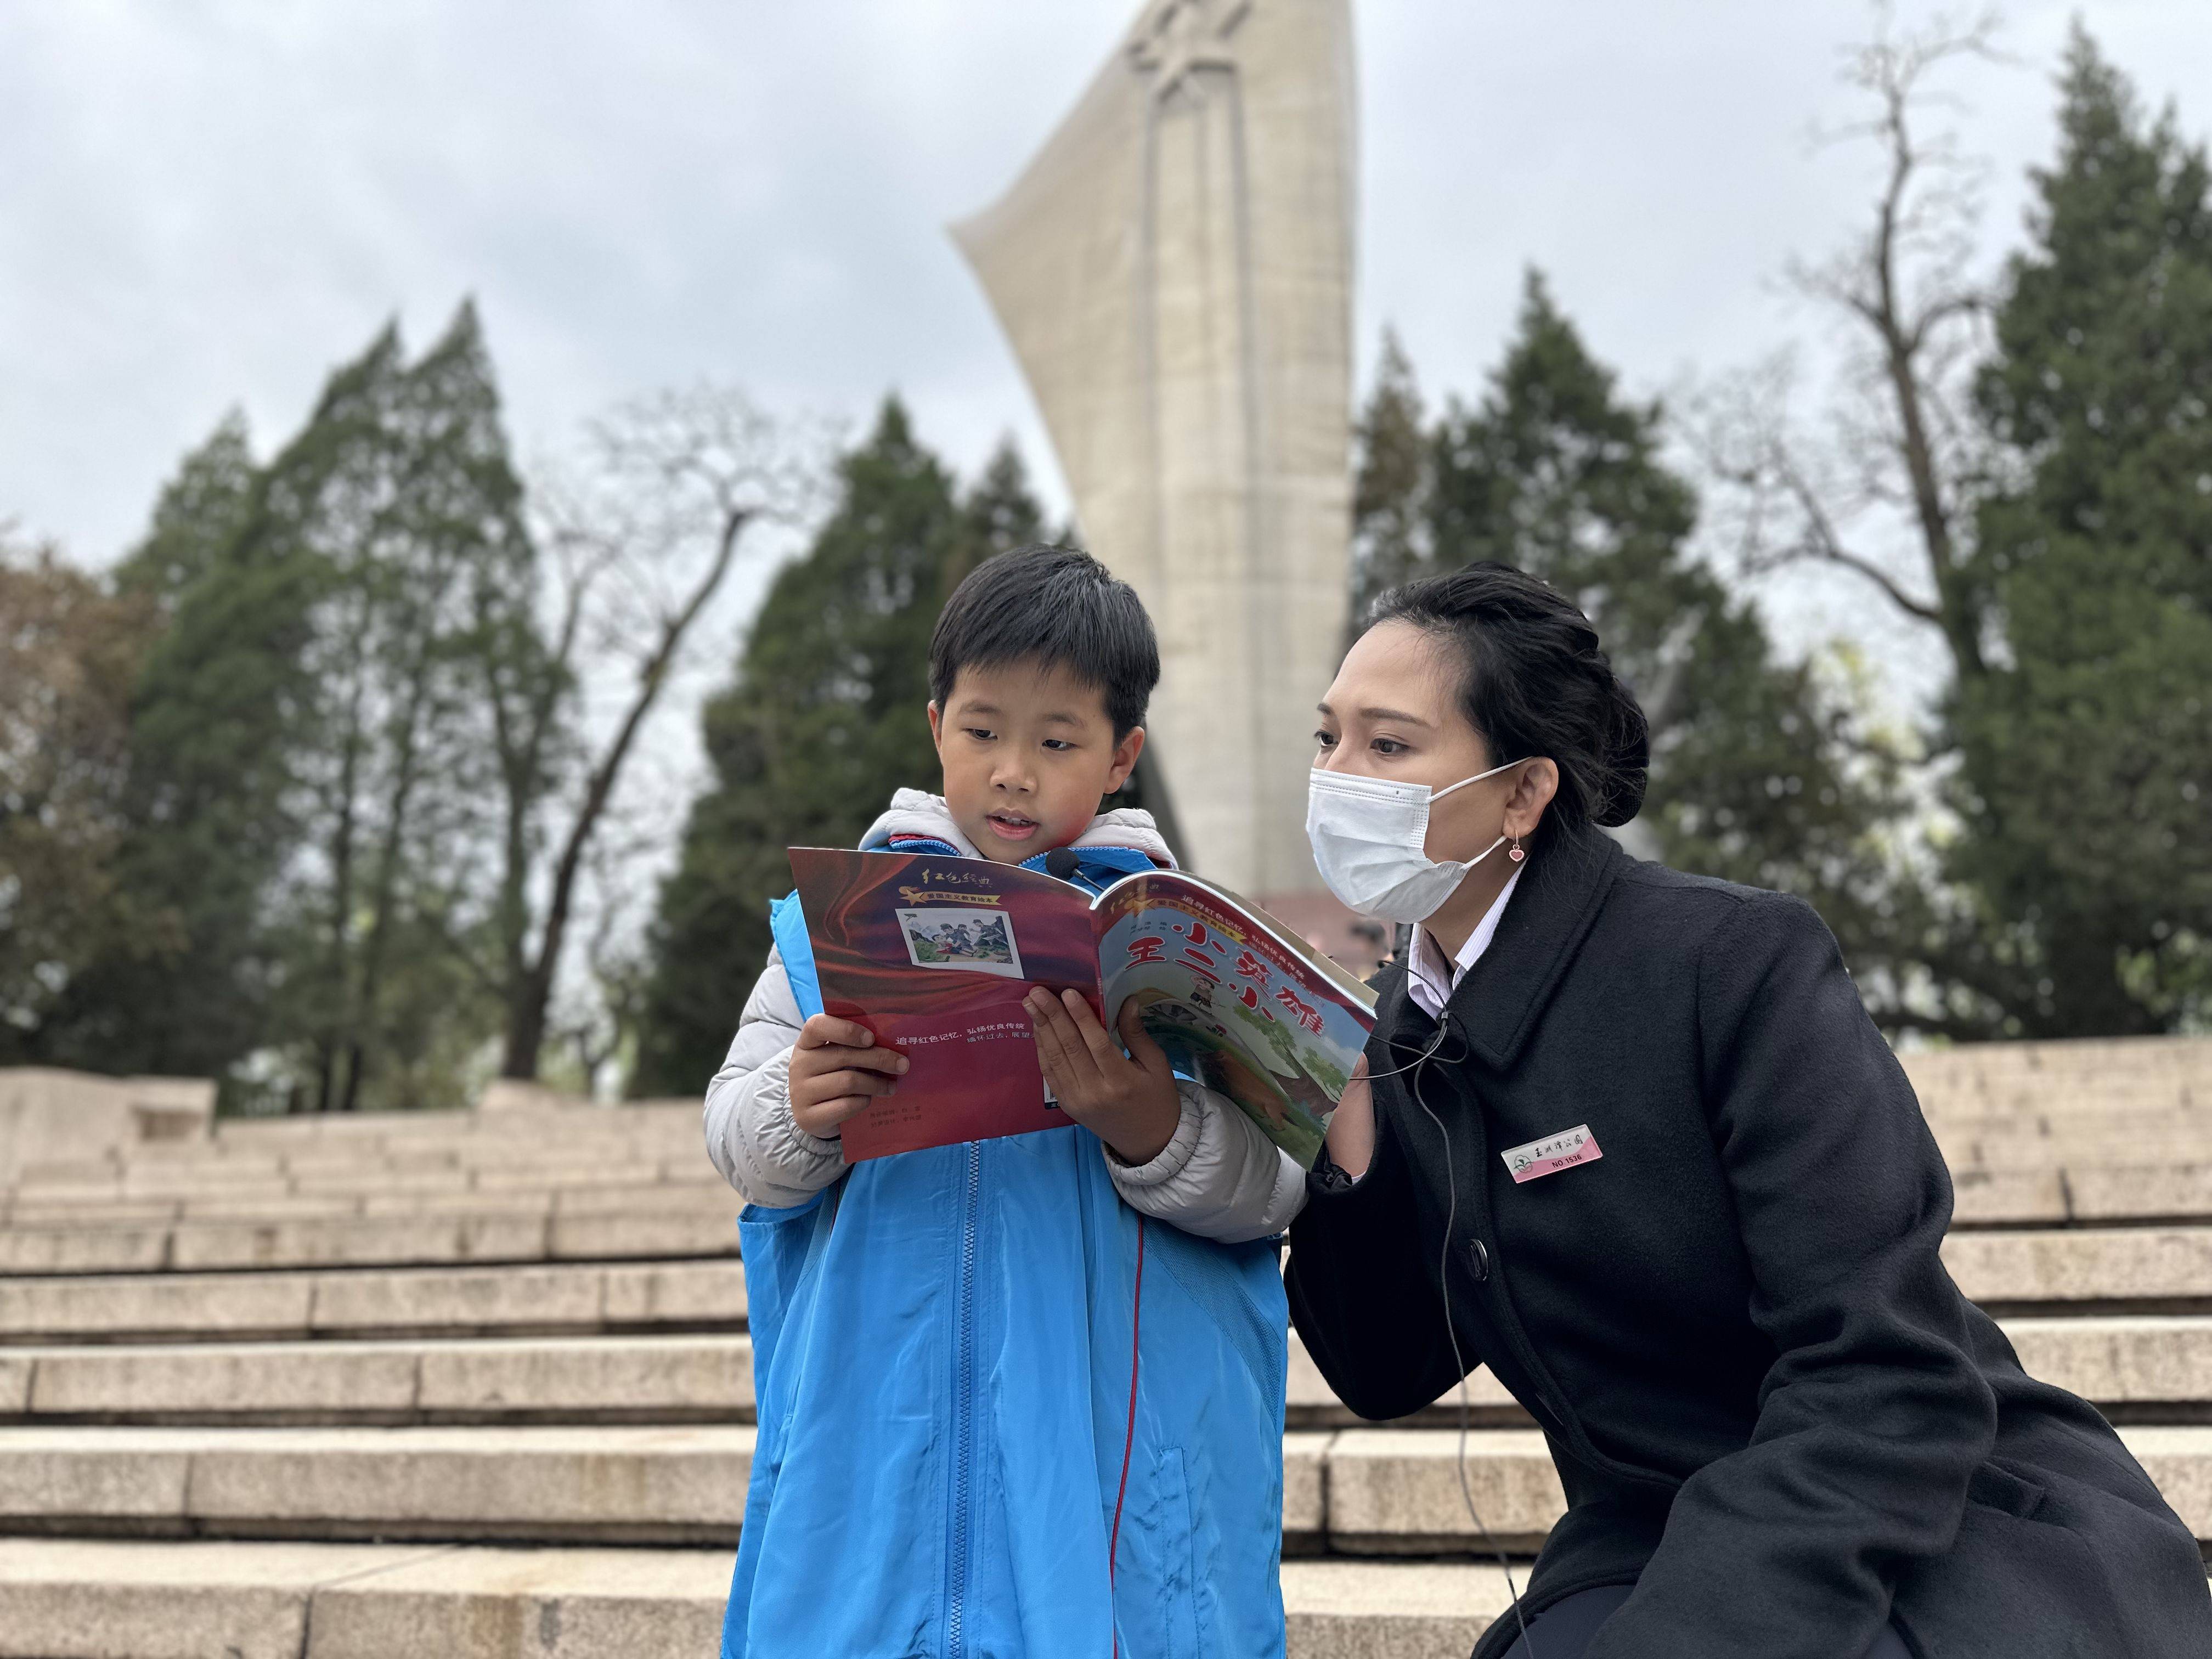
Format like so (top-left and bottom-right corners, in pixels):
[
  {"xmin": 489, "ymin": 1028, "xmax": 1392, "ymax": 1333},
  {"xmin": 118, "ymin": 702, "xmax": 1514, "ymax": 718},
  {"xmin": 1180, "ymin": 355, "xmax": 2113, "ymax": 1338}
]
[{"xmin": 1403, "ymin": 1032, "xmax": 1536, "ymax": 1658}]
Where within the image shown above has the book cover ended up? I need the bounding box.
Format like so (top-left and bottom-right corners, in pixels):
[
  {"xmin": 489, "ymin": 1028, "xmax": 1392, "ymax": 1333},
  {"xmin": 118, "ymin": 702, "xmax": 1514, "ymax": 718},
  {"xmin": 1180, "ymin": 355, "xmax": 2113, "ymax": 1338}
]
[{"xmin": 788, "ymin": 848, "xmax": 1376, "ymax": 1165}]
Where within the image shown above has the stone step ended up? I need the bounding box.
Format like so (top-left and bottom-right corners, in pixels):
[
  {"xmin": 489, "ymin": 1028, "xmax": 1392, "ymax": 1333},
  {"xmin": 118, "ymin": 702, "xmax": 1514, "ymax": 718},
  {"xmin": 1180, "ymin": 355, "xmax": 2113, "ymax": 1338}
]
[
  {"xmin": 2, "ymin": 1161, "xmax": 726, "ymax": 1207},
  {"xmin": 1950, "ymin": 1164, "xmax": 2212, "ymax": 1227},
  {"xmin": 0, "ymin": 1177, "xmax": 732, "ymax": 1229},
  {"xmin": 0, "ymin": 1260, "xmax": 747, "ymax": 1345},
  {"xmin": 1934, "ymin": 1117, "xmax": 2212, "ymax": 1173},
  {"xmin": 0, "ymin": 1423, "xmax": 2201, "ymax": 1553},
  {"xmin": 210, "ymin": 1103, "xmax": 700, "ymax": 1150},
  {"xmin": 4, "ymin": 1228, "xmax": 2203, "ymax": 1347},
  {"xmin": 1293, "ymin": 1316, "xmax": 2212, "ymax": 1428},
  {"xmin": 0, "ymin": 1540, "xmax": 1529, "ymax": 1659},
  {"xmin": 1943, "ymin": 1227, "xmax": 2212, "ymax": 1311},
  {"xmin": 0, "ymin": 1424, "xmax": 759, "ymax": 1545},
  {"xmin": 0, "ymin": 1202, "xmax": 742, "ymax": 1277},
  {"xmin": 0, "ymin": 1335, "xmax": 755, "ymax": 1425},
  {"xmin": 1900, "ymin": 1034, "xmax": 2212, "ymax": 1083},
  {"xmin": 12, "ymin": 1163, "xmax": 2208, "ymax": 1234},
  {"xmin": 1315, "ymin": 1424, "xmax": 2212, "ymax": 1555},
  {"xmin": 9, "ymin": 1313, "xmax": 2203, "ymax": 1429},
  {"xmin": 1916, "ymin": 1080, "xmax": 2209, "ymax": 1119}
]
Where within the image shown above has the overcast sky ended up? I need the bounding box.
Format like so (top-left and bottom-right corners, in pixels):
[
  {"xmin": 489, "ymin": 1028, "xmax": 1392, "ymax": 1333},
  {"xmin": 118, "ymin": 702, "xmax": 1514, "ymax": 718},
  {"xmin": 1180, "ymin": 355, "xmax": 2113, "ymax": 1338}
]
[{"xmin": 5, "ymin": 1, "xmax": 2208, "ymax": 678}]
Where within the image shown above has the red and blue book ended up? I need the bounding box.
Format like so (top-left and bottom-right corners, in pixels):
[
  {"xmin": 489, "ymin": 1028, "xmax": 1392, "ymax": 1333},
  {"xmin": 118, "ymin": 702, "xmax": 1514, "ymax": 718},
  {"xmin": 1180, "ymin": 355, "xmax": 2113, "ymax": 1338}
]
[{"xmin": 788, "ymin": 847, "xmax": 1378, "ymax": 1165}]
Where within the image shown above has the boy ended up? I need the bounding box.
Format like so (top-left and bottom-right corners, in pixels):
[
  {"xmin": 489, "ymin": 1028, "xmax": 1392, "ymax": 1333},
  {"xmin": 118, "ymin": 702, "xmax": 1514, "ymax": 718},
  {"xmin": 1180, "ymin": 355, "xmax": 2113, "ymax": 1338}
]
[{"xmin": 708, "ymin": 546, "xmax": 1302, "ymax": 1658}]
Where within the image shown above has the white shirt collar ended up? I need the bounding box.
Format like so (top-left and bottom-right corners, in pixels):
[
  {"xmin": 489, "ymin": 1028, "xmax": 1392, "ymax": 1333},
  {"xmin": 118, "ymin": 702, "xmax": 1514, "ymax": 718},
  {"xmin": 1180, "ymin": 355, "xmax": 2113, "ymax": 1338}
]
[{"xmin": 1405, "ymin": 865, "xmax": 1524, "ymax": 1023}]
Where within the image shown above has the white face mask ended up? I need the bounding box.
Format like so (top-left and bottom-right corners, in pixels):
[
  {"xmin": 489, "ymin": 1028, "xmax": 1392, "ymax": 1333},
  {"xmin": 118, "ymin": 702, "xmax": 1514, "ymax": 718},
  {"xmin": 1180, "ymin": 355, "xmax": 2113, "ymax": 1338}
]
[{"xmin": 1305, "ymin": 759, "xmax": 1522, "ymax": 922}]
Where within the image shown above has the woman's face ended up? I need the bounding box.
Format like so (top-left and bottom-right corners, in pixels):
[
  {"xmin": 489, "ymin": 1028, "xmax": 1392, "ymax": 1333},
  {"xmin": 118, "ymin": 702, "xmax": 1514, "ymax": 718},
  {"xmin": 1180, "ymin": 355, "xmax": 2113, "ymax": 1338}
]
[{"xmin": 1313, "ymin": 619, "xmax": 1510, "ymax": 865}]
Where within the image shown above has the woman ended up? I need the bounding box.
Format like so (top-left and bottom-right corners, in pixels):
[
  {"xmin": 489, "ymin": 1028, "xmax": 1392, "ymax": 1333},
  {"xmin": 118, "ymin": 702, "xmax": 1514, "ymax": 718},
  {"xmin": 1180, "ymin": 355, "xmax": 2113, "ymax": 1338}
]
[{"xmin": 1286, "ymin": 563, "xmax": 2210, "ymax": 1659}]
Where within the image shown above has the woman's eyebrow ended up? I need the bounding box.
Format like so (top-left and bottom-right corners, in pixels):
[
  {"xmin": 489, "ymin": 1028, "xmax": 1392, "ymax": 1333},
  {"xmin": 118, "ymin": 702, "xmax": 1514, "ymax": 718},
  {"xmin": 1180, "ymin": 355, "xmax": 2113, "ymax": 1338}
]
[{"xmin": 1359, "ymin": 706, "xmax": 1435, "ymax": 727}]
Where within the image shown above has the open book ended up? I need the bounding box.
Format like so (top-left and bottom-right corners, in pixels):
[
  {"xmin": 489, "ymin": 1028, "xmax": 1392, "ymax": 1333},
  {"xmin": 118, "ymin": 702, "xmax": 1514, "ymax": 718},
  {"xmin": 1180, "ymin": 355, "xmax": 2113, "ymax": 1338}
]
[{"xmin": 788, "ymin": 848, "xmax": 1377, "ymax": 1165}]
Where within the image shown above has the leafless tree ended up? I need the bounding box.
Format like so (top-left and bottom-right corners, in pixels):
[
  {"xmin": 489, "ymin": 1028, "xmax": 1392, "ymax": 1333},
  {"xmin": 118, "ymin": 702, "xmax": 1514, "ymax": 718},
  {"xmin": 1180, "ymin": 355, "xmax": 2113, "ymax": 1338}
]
[
  {"xmin": 481, "ymin": 385, "xmax": 827, "ymax": 1082},
  {"xmin": 1692, "ymin": 6, "xmax": 2011, "ymax": 696}
]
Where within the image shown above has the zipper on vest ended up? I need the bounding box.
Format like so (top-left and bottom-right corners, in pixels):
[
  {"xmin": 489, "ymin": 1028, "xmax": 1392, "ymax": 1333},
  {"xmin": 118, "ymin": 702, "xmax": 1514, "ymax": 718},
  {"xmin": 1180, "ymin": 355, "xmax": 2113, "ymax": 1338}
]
[{"xmin": 945, "ymin": 1140, "xmax": 983, "ymax": 1658}]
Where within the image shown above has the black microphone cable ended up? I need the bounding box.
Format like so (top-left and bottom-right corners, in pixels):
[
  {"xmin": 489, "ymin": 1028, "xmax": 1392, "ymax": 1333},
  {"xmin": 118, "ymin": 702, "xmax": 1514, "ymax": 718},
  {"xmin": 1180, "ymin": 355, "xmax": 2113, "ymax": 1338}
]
[{"xmin": 1402, "ymin": 1026, "xmax": 1537, "ymax": 1658}]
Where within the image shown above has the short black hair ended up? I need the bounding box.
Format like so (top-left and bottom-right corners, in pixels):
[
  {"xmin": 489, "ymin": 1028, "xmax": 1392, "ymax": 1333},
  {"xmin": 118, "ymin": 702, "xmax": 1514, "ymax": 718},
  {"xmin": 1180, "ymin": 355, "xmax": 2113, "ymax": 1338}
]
[{"xmin": 929, "ymin": 545, "xmax": 1160, "ymax": 737}]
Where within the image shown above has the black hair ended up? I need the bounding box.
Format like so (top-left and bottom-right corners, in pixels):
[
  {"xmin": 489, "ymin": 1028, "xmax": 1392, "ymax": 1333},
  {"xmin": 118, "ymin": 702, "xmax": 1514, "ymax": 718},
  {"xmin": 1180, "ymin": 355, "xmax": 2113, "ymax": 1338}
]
[
  {"xmin": 929, "ymin": 544, "xmax": 1160, "ymax": 738},
  {"xmin": 1364, "ymin": 561, "xmax": 1649, "ymax": 841}
]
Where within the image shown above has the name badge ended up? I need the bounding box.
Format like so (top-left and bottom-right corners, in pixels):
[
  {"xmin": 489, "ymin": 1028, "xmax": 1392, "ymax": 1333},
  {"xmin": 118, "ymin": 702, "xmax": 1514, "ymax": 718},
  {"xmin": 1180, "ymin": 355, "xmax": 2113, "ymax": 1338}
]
[{"xmin": 1501, "ymin": 1124, "xmax": 1602, "ymax": 1184}]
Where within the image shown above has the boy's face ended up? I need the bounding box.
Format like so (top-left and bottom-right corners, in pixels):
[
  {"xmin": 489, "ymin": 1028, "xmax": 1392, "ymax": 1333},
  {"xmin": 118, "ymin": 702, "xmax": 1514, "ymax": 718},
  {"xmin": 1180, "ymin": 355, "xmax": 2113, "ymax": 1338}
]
[{"xmin": 928, "ymin": 659, "xmax": 1144, "ymax": 865}]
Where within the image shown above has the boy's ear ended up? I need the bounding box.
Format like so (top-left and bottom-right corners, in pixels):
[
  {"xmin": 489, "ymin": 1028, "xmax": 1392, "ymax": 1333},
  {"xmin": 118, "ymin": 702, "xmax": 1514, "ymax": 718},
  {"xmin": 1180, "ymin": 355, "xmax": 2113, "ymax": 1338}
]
[
  {"xmin": 926, "ymin": 700, "xmax": 945, "ymax": 753},
  {"xmin": 1105, "ymin": 725, "xmax": 1145, "ymax": 795}
]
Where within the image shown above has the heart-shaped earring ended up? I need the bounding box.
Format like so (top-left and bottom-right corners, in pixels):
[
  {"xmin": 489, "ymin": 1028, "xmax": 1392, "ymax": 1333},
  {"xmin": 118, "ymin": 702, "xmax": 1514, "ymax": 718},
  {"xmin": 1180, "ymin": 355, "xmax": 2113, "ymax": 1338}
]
[{"xmin": 1508, "ymin": 834, "xmax": 1526, "ymax": 864}]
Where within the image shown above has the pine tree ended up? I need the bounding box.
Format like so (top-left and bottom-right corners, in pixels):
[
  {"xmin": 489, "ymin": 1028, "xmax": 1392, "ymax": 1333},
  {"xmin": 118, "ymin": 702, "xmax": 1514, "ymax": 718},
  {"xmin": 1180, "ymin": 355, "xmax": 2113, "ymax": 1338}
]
[
  {"xmin": 268, "ymin": 302, "xmax": 532, "ymax": 1111},
  {"xmin": 112, "ymin": 413, "xmax": 258, "ymax": 611},
  {"xmin": 44, "ymin": 383, "xmax": 355, "ymax": 1090},
  {"xmin": 632, "ymin": 408, "xmax": 1049, "ymax": 1094},
  {"xmin": 67, "ymin": 306, "xmax": 533, "ymax": 1109},
  {"xmin": 1953, "ymin": 29, "xmax": 2212, "ymax": 1034},
  {"xmin": 1348, "ymin": 329, "xmax": 1430, "ymax": 626}
]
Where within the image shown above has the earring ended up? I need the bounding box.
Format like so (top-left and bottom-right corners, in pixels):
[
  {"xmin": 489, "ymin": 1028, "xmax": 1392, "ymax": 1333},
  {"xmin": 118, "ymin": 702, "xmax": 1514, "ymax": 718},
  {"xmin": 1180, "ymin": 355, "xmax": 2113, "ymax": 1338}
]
[{"xmin": 1508, "ymin": 834, "xmax": 1526, "ymax": 864}]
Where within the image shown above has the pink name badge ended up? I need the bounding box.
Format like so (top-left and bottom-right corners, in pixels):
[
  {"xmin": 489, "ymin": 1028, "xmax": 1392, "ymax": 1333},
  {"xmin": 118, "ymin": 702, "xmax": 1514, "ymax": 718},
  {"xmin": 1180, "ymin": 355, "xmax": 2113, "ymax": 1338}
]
[{"xmin": 1501, "ymin": 1124, "xmax": 1602, "ymax": 1184}]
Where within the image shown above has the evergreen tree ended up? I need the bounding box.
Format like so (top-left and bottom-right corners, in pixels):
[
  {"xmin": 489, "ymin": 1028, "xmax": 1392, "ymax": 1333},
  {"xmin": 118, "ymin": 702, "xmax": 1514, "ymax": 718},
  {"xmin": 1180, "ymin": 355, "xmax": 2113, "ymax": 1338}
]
[
  {"xmin": 65, "ymin": 306, "xmax": 532, "ymax": 1109},
  {"xmin": 1348, "ymin": 329, "xmax": 1430, "ymax": 626},
  {"xmin": 1954, "ymin": 30, "xmax": 2212, "ymax": 1034},
  {"xmin": 951, "ymin": 438, "xmax": 1047, "ymax": 589},
  {"xmin": 113, "ymin": 412, "xmax": 257, "ymax": 611},
  {"xmin": 0, "ymin": 539, "xmax": 161, "ymax": 1063},
  {"xmin": 633, "ymin": 409, "xmax": 1047, "ymax": 1094},
  {"xmin": 269, "ymin": 302, "xmax": 531, "ymax": 1111},
  {"xmin": 45, "ymin": 422, "xmax": 327, "ymax": 1088},
  {"xmin": 1358, "ymin": 278, "xmax": 1915, "ymax": 1005}
]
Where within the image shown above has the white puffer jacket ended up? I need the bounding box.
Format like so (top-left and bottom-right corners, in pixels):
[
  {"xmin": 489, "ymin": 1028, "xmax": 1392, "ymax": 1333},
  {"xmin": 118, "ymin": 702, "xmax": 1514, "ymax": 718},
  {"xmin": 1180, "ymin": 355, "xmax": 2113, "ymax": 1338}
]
[{"xmin": 703, "ymin": 789, "xmax": 1308, "ymax": 1243}]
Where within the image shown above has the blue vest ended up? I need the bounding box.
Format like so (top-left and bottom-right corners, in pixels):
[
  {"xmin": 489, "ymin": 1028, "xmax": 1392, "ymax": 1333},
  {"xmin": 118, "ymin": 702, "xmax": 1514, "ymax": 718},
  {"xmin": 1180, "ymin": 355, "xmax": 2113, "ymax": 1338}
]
[{"xmin": 719, "ymin": 845, "xmax": 1289, "ymax": 1658}]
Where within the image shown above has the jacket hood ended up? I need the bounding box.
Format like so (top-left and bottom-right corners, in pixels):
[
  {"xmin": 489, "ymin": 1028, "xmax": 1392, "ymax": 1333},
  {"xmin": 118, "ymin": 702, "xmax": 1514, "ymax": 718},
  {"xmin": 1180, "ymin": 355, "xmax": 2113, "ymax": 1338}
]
[{"xmin": 859, "ymin": 787, "xmax": 1176, "ymax": 868}]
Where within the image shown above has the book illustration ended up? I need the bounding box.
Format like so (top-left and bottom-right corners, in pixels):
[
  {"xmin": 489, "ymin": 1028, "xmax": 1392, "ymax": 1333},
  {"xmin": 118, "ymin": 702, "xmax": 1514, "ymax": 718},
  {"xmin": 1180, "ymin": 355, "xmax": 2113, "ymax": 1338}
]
[
  {"xmin": 788, "ymin": 847, "xmax": 1375, "ymax": 1165},
  {"xmin": 1096, "ymin": 898, "xmax": 1361, "ymax": 1170},
  {"xmin": 897, "ymin": 907, "xmax": 1024, "ymax": 978}
]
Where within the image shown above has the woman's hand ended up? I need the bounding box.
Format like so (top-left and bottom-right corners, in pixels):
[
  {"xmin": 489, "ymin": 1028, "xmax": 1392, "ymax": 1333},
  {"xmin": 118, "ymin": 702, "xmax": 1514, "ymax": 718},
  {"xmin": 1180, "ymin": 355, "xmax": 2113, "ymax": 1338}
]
[
  {"xmin": 787, "ymin": 1013, "xmax": 909, "ymax": 1139},
  {"xmin": 1025, "ymin": 988, "xmax": 1182, "ymax": 1165},
  {"xmin": 1323, "ymin": 1054, "xmax": 1375, "ymax": 1180}
]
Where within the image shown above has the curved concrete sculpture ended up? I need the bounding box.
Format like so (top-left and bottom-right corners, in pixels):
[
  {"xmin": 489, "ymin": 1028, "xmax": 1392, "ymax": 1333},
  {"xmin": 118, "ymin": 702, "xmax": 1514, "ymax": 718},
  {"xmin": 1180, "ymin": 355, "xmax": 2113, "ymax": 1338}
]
[{"xmin": 953, "ymin": 0, "xmax": 1356, "ymax": 901}]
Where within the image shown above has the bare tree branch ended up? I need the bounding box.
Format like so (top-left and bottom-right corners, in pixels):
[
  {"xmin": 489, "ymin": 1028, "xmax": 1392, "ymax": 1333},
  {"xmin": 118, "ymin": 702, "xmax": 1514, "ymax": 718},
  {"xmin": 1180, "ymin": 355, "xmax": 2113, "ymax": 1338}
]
[
  {"xmin": 487, "ymin": 385, "xmax": 830, "ymax": 1081},
  {"xmin": 1685, "ymin": 4, "xmax": 2011, "ymax": 687}
]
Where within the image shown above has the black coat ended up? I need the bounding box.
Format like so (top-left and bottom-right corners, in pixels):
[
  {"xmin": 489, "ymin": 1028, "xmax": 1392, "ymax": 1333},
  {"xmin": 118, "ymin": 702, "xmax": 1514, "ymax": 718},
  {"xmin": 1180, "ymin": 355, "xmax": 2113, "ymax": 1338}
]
[{"xmin": 1286, "ymin": 827, "xmax": 2210, "ymax": 1659}]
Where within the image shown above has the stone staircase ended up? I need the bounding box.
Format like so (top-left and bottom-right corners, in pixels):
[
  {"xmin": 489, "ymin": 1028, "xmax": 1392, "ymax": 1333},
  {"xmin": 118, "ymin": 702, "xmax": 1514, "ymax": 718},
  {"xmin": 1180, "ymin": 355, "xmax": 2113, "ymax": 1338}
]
[{"xmin": 2, "ymin": 1038, "xmax": 2209, "ymax": 1656}]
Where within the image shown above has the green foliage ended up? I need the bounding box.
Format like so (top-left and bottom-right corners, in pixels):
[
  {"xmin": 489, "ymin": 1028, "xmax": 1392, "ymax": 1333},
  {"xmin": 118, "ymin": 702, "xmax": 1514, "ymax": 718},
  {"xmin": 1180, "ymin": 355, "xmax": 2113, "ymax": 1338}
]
[
  {"xmin": 42, "ymin": 415, "xmax": 320, "ymax": 1085},
  {"xmin": 264, "ymin": 302, "xmax": 533, "ymax": 1111},
  {"xmin": 1348, "ymin": 329, "xmax": 1430, "ymax": 626},
  {"xmin": 112, "ymin": 412, "xmax": 258, "ymax": 612},
  {"xmin": 54, "ymin": 305, "xmax": 534, "ymax": 1109},
  {"xmin": 632, "ymin": 409, "xmax": 1048, "ymax": 1093},
  {"xmin": 0, "ymin": 539, "xmax": 162, "ymax": 1061},
  {"xmin": 1355, "ymin": 276, "xmax": 1916, "ymax": 1004},
  {"xmin": 1951, "ymin": 29, "xmax": 2212, "ymax": 1035}
]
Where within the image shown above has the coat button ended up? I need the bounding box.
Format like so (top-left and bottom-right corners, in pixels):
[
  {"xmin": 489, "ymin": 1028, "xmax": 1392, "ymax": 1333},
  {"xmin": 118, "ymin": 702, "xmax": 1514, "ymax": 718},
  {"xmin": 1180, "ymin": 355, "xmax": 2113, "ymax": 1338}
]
[{"xmin": 1467, "ymin": 1238, "xmax": 1490, "ymax": 1282}]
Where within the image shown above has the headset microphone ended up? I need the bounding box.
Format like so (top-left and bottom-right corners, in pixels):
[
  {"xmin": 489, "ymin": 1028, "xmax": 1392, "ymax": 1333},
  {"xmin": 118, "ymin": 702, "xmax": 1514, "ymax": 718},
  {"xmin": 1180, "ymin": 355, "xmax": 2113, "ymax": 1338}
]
[{"xmin": 1044, "ymin": 847, "xmax": 1081, "ymax": 880}]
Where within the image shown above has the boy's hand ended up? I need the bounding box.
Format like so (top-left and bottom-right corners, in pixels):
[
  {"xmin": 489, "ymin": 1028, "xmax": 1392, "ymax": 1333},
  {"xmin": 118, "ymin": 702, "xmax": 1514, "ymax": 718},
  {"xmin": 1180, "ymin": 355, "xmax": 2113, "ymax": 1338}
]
[
  {"xmin": 1024, "ymin": 989, "xmax": 1182, "ymax": 1166},
  {"xmin": 787, "ymin": 1014, "xmax": 909, "ymax": 1139}
]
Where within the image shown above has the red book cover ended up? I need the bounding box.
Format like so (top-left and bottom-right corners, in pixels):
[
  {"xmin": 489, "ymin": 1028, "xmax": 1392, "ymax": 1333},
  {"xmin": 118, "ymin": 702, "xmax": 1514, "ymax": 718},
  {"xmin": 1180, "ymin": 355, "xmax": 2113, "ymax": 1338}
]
[{"xmin": 789, "ymin": 848, "xmax": 1101, "ymax": 1160}]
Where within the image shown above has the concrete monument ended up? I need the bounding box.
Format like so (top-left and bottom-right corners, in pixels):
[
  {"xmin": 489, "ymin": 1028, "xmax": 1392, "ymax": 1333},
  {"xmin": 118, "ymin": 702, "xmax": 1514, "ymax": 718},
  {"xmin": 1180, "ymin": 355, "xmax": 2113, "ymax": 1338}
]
[{"xmin": 953, "ymin": 0, "xmax": 1357, "ymax": 905}]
